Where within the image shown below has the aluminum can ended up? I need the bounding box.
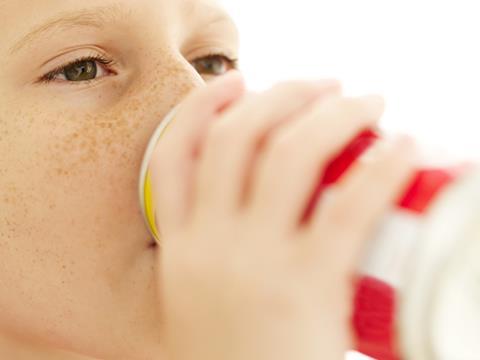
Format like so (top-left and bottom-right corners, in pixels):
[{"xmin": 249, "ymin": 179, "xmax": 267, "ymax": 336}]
[
  {"xmin": 309, "ymin": 130, "xmax": 479, "ymax": 360},
  {"xmin": 139, "ymin": 108, "xmax": 480, "ymax": 360},
  {"xmin": 139, "ymin": 106, "xmax": 178, "ymax": 243}
]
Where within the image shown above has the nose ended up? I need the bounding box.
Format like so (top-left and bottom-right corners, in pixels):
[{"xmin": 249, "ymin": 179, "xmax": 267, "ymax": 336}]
[{"xmin": 160, "ymin": 53, "xmax": 207, "ymax": 112}]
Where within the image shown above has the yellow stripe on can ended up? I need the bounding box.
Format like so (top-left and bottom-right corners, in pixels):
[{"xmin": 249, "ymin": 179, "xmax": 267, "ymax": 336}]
[
  {"xmin": 143, "ymin": 170, "xmax": 159, "ymax": 241},
  {"xmin": 139, "ymin": 106, "xmax": 179, "ymax": 244}
]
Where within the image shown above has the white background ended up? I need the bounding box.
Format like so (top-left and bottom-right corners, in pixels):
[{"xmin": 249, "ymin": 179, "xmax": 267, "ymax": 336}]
[
  {"xmin": 221, "ymin": 1, "xmax": 480, "ymax": 359},
  {"xmin": 222, "ymin": 0, "xmax": 480, "ymax": 163}
]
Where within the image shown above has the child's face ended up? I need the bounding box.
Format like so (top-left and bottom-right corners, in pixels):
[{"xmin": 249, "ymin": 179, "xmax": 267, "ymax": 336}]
[{"xmin": 0, "ymin": 0, "xmax": 238, "ymax": 358}]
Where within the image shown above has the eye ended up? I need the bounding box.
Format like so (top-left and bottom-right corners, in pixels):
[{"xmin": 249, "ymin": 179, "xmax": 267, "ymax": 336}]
[
  {"xmin": 63, "ymin": 60, "xmax": 98, "ymax": 81},
  {"xmin": 41, "ymin": 56, "xmax": 115, "ymax": 83},
  {"xmin": 191, "ymin": 53, "xmax": 238, "ymax": 77}
]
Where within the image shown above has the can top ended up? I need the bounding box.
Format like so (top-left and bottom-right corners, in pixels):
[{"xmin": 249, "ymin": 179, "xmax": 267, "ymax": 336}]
[
  {"xmin": 429, "ymin": 218, "xmax": 480, "ymax": 359},
  {"xmin": 139, "ymin": 105, "xmax": 179, "ymax": 244},
  {"xmin": 399, "ymin": 168, "xmax": 480, "ymax": 359}
]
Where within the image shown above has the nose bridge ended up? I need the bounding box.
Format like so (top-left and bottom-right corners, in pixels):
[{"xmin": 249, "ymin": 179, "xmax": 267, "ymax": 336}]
[
  {"xmin": 151, "ymin": 48, "xmax": 206, "ymax": 112},
  {"xmin": 171, "ymin": 56, "xmax": 206, "ymax": 104}
]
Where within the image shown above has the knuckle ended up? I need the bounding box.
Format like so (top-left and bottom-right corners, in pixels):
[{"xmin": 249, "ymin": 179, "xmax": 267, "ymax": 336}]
[
  {"xmin": 374, "ymin": 150, "xmax": 412, "ymax": 182},
  {"xmin": 206, "ymin": 121, "xmax": 236, "ymax": 148},
  {"xmin": 378, "ymin": 164, "xmax": 412, "ymax": 191},
  {"xmin": 207, "ymin": 118, "xmax": 261, "ymax": 150},
  {"xmin": 266, "ymin": 133, "xmax": 298, "ymax": 161},
  {"xmin": 324, "ymin": 192, "xmax": 375, "ymax": 236},
  {"xmin": 376, "ymin": 159, "xmax": 399, "ymax": 180},
  {"xmin": 328, "ymin": 195, "xmax": 356, "ymax": 223},
  {"xmin": 355, "ymin": 161, "xmax": 398, "ymax": 191}
]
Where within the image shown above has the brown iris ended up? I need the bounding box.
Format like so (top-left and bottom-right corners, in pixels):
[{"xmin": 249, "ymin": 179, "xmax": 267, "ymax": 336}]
[
  {"xmin": 64, "ymin": 60, "xmax": 97, "ymax": 81},
  {"xmin": 191, "ymin": 55, "xmax": 235, "ymax": 76}
]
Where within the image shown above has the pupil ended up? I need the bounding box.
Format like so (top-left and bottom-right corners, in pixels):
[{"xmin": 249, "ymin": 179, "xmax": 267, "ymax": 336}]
[{"xmin": 65, "ymin": 60, "xmax": 97, "ymax": 81}]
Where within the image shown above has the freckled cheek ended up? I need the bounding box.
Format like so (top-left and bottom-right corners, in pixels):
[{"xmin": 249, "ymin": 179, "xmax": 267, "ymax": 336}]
[
  {"xmin": 1, "ymin": 67, "xmax": 199, "ymax": 240},
  {"xmin": 39, "ymin": 93, "xmax": 176, "ymax": 215}
]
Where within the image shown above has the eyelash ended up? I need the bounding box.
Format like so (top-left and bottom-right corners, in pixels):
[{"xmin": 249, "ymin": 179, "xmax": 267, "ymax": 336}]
[
  {"xmin": 39, "ymin": 52, "xmax": 239, "ymax": 84},
  {"xmin": 199, "ymin": 51, "xmax": 239, "ymax": 70},
  {"xmin": 40, "ymin": 54, "xmax": 115, "ymax": 84}
]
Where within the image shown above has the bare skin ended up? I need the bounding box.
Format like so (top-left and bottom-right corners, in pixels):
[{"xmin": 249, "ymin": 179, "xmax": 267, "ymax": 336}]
[
  {"xmin": 0, "ymin": 0, "xmax": 416, "ymax": 359},
  {"xmin": 0, "ymin": 0, "xmax": 238, "ymax": 359},
  {"xmin": 150, "ymin": 73, "xmax": 416, "ymax": 360}
]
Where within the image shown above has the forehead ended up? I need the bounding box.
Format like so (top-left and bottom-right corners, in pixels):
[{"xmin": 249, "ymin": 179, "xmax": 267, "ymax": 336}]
[
  {"xmin": 0, "ymin": 0, "xmax": 224, "ymax": 22},
  {"xmin": 0, "ymin": 0, "xmax": 228, "ymax": 52}
]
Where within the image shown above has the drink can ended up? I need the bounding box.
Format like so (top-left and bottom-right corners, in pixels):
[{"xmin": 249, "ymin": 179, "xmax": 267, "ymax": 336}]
[
  {"xmin": 139, "ymin": 108, "xmax": 480, "ymax": 360},
  {"xmin": 307, "ymin": 130, "xmax": 480, "ymax": 360},
  {"xmin": 139, "ymin": 106, "xmax": 179, "ymax": 243}
]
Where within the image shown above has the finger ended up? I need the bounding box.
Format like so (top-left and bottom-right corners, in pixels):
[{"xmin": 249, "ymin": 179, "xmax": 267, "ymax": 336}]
[
  {"xmin": 304, "ymin": 134, "xmax": 417, "ymax": 272},
  {"xmin": 149, "ymin": 71, "xmax": 246, "ymax": 236},
  {"xmin": 193, "ymin": 79, "xmax": 342, "ymax": 219},
  {"xmin": 249, "ymin": 95, "xmax": 384, "ymax": 231}
]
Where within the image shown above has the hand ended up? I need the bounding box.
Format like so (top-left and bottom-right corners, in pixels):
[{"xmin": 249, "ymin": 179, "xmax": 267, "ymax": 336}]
[{"xmin": 149, "ymin": 71, "xmax": 416, "ymax": 360}]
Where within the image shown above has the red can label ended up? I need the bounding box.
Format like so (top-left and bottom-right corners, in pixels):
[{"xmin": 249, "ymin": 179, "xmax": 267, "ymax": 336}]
[{"xmin": 300, "ymin": 129, "xmax": 464, "ymax": 359}]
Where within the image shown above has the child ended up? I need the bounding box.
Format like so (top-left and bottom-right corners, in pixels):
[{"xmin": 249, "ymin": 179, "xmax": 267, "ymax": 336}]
[{"xmin": 0, "ymin": 0, "xmax": 415, "ymax": 359}]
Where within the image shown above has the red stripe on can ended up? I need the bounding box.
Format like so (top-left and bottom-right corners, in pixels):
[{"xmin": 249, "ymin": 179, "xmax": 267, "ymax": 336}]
[
  {"xmin": 298, "ymin": 129, "xmax": 466, "ymax": 359},
  {"xmin": 300, "ymin": 129, "xmax": 459, "ymax": 221},
  {"xmin": 353, "ymin": 276, "xmax": 399, "ymax": 360},
  {"xmin": 300, "ymin": 129, "xmax": 378, "ymax": 224},
  {"xmin": 397, "ymin": 169, "xmax": 456, "ymax": 213}
]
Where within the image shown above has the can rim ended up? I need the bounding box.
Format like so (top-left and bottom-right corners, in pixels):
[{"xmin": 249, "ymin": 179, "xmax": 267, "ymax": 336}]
[
  {"xmin": 399, "ymin": 168, "xmax": 480, "ymax": 359},
  {"xmin": 429, "ymin": 219, "xmax": 480, "ymax": 358},
  {"xmin": 138, "ymin": 105, "xmax": 179, "ymax": 243}
]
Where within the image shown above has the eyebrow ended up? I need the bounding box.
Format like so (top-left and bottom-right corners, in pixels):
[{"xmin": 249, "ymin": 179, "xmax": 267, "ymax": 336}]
[{"xmin": 9, "ymin": 5, "xmax": 124, "ymax": 55}]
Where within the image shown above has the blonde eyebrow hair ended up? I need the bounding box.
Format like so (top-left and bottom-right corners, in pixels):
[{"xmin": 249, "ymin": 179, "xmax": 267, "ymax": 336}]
[{"xmin": 9, "ymin": 4, "xmax": 125, "ymax": 55}]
